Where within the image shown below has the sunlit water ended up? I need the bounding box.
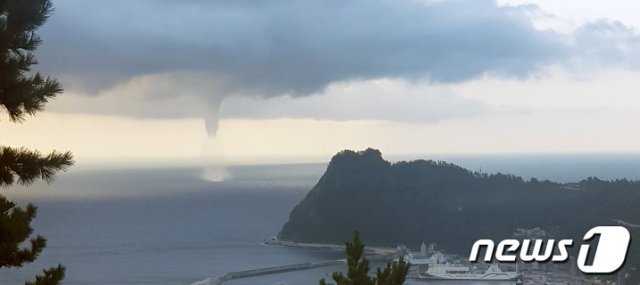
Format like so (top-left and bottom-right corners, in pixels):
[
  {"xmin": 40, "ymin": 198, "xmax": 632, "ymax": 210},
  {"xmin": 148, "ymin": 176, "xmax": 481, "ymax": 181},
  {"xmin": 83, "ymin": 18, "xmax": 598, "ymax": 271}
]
[{"xmin": 2, "ymin": 154, "xmax": 640, "ymax": 284}]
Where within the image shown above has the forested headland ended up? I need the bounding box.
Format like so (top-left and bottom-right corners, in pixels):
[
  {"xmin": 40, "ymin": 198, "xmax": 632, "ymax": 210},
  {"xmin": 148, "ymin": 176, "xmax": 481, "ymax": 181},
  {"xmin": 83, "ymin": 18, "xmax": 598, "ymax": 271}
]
[{"xmin": 280, "ymin": 149, "xmax": 640, "ymax": 279}]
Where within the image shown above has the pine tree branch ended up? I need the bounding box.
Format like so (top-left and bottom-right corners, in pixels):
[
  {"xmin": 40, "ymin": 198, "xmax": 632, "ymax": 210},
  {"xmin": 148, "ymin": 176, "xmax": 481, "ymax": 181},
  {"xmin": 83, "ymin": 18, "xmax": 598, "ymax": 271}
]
[
  {"xmin": 1, "ymin": 0, "xmax": 53, "ymax": 52},
  {"xmin": 0, "ymin": 146, "xmax": 74, "ymax": 187},
  {"xmin": 0, "ymin": 73, "xmax": 62, "ymax": 122},
  {"xmin": 1, "ymin": 0, "xmax": 61, "ymax": 122},
  {"xmin": 0, "ymin": 2, "xmax": 68, "ymax": 285},
  {"xmin": 25, "ymin": 264, "xmax": 65, "ymax": 285},
  {"xmin": 321, "ymin": 231, "xmax": 410, "ymax": 285},
  {"xmin": 0, "ymin": 196, "xmax": 46, "ymax": 267}
]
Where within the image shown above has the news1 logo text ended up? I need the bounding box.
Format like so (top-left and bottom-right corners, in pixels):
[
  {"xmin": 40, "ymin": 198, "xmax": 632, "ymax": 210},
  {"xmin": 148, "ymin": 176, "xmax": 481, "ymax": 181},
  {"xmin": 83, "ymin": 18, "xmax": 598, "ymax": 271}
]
[{"xmin": 469, "ymin": 226, "xmax": 631, "ymax": 274}]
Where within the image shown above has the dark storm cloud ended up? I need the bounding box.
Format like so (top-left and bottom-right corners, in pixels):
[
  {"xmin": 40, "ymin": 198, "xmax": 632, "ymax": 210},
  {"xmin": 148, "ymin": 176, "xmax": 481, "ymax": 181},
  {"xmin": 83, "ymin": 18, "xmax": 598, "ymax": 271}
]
[
  {"xmin": 38, "ymin": 0, "xmax": 566, "ymax": 95},
  {"xmin": 36, "ymin": 0, "xmax": 640, "ymax": 135}
]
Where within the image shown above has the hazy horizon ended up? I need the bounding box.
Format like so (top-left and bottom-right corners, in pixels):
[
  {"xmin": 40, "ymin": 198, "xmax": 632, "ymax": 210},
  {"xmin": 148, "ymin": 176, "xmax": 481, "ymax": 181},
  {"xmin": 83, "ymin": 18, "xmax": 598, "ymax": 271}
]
[{"xmin": 7, "ymin": 152, "xmax": 640, "ymax": 201}]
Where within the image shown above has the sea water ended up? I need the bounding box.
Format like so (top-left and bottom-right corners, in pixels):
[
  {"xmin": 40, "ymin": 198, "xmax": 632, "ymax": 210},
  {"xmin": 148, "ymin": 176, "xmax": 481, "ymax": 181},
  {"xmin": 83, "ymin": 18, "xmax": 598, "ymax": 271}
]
[{"xmin": 2, "ymin": 154, "xmax": 640, "ymax": 284}]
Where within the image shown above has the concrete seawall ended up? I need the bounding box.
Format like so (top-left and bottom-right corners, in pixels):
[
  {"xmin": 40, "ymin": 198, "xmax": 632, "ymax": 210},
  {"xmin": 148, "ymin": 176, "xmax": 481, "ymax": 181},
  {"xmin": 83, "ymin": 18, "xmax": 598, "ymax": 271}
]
[
  {"xmin": 189, "ymin": 241, "xmax": 396, "ymax": 285},
  {"xmin": 213, "ymin": 259, "xmax": 345, "ymax": 284}
]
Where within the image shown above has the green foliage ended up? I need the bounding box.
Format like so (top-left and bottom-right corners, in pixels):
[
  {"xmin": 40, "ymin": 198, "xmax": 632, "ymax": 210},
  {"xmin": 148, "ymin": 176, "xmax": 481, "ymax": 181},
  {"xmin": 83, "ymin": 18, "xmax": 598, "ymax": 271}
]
[
  {"xmin": 1, "ymin": 0, "xmax": 62, "ymax": 122},
  {"xmin": 0, "ymin": 198, "xmax": 66, "ymax": 283},
  {"xmin": 25, "ymin": 264, "xmax": 65, "ymax": 285},
  {"xmin": 284, "ymin": 148, "xmax": 640, "ymax": 284},
  {"xmin": 0, "ymin": 1, "xmax": 71, "ymax": 284},
  {"xmin": 320, "ymin": 231, "xmax": 410, "ymax": 285},
  {"xmin": 0, "ymin": 146, "xmax": 74, "ymax": 186},
  {"xmin": 376, "ymin": 258, "xmax": 410, "ymax": 285},
  {"xmin": 0, "ymin": 196, "xmax": 45, "ymax": 267}
]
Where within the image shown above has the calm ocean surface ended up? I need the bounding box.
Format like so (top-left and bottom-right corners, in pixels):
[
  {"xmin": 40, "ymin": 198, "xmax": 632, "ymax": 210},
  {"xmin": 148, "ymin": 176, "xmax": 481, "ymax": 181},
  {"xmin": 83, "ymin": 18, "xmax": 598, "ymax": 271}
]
[{"xmin": 2, "ymin": 154, "xmax": 640, "ymax": 284}]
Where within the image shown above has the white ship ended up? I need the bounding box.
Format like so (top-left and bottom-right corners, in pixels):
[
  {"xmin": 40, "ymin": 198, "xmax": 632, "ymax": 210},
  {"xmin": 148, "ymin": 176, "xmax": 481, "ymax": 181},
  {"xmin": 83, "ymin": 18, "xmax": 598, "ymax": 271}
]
[
  {"xmin": 418, "ymin": 264, "xmax": 519, "ymax": 281},
  {"xmin": 397, "ymin": 243, "xmax": 519, "ymax": 281}
]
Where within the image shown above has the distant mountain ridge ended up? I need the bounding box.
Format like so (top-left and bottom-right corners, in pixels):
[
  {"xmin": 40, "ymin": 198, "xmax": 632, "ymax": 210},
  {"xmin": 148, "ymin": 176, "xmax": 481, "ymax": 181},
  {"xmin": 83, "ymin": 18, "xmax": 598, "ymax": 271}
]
[{"xmin": 279, "ymin": 148, "xmax": 640, "ymax": 277}]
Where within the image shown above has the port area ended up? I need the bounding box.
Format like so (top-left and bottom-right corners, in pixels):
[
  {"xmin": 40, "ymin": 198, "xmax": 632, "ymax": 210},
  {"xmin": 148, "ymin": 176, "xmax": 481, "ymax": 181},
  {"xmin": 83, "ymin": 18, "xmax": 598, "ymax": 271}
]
[
  {"xmin": 521, "ymin": 271, "xmax": 592, "ymax": 285},
  {"xmin": 518, "ymin": 266, "xmax": 616, "ymax": 285},
  {"xmin": 189, "ymin": 240, "xmax": 396, "ymax": 285},
  {"xmin": 192, "ymin": 240, "xmax": 613, "ymax": 285}
]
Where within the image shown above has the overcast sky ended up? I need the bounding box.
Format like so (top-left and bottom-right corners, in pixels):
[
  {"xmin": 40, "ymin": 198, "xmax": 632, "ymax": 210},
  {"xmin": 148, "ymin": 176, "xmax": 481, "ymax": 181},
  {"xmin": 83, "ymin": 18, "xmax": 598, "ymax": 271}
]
[{"xmin": 2, "ymin": 0, "xmax": 640, "ymax": 165}]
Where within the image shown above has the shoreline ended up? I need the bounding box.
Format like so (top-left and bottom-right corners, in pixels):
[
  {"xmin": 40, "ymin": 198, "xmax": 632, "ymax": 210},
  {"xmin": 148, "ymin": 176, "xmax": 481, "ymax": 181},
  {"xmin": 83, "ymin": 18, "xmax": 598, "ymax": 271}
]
[{"xmin": 263, "ymin": 239, "xmax": 398, "ymax": 257}]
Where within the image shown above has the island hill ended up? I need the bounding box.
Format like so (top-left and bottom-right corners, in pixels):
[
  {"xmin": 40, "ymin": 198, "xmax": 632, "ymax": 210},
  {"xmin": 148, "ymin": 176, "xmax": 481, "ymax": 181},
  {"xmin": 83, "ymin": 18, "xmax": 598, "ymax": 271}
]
[{"xmin": 279, "ymin": 148, "xmax": 640, "ymax": 275}]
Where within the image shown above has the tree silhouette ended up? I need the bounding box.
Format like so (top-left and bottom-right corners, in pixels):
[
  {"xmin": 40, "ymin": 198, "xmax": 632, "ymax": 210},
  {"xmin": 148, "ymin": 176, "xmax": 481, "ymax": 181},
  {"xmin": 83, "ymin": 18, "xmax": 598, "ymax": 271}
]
[
  {"xmin": 320, "ymin": 231, "xmax": 410, "ymax": 285},
  {"xmin": 1, "ymin": 0, "xmax": 74, "ymax": 284}
]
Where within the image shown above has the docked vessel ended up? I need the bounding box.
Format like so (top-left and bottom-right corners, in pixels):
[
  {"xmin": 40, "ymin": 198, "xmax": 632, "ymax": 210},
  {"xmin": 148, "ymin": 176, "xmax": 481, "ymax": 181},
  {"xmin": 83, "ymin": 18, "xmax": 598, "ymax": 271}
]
[
  {"xmin": 397, "ymin": 243, "xmax": 519, "ymax": 281},
  {"xmin": 418, "ymin": 264, "xmax": 519, "ymax": 281}
]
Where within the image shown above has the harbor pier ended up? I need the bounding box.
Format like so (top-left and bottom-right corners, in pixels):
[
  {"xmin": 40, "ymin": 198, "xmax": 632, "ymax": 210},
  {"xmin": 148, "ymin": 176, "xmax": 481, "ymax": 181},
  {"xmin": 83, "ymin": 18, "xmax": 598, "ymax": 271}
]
[
  {"xmin": 189, "ymin": 259, "xmax": 345, "ymax": 285},
  {"xmin": 189, "ymin": 240, "xmax": 396, "ymax": 285}
]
